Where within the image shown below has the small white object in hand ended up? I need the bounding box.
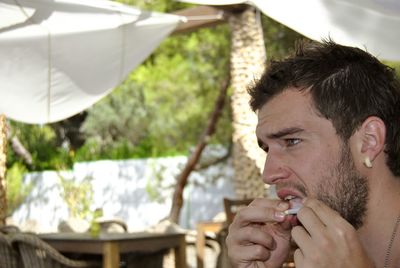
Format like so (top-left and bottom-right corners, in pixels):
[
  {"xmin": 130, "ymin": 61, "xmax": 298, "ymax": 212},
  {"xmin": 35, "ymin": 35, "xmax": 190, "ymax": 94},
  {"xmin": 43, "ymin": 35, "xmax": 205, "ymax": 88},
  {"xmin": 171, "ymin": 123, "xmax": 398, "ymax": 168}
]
[
  {"xmin": 285, "ymin": 207, "xmax": 301, "ymax": 215},
  {"xmin": 285, "ymin": 198, "xmax": 303, "ymax": 215}
]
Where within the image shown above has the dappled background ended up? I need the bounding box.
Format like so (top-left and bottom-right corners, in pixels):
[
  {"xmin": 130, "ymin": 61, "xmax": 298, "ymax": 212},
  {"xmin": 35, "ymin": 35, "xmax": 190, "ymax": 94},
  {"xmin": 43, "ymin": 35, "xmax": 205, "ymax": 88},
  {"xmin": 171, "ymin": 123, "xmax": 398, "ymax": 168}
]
[{"xmin": 5, "ymin": 0, "xmax": 302, "ymax": 226}]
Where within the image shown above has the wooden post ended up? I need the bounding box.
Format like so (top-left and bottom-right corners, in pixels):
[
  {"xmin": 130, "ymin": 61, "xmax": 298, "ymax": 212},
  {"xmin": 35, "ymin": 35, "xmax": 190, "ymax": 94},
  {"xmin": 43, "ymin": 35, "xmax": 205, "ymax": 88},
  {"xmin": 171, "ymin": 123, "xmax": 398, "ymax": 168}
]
[
  {"xmin": 103, "ymin": 242, "xmax": 120, "ymax": 268},
  {"xmin": 0, "ymin": 115, "xmax": 7, "ymax": 227}
]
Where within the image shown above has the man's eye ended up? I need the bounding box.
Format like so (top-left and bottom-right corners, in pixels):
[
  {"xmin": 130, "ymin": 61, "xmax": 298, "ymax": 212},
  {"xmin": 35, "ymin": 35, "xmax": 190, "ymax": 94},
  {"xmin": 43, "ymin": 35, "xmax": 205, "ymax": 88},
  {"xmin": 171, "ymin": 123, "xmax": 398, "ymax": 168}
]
[{"xmin": 285, "ymin": 138, "xmax": 301, "ymax": 147}]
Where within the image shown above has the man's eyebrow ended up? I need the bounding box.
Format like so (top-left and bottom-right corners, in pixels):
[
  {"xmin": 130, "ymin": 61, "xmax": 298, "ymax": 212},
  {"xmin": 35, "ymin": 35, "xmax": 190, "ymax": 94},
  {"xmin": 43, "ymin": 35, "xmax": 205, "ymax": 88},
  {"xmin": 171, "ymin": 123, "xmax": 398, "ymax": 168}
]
[
  {"xmin": 267, "ymin": 127, "xmax": 304, "ymax": 139},
  {"xmin": 257, "ymin": 127, "xmax": 305, "ymax": 149}
]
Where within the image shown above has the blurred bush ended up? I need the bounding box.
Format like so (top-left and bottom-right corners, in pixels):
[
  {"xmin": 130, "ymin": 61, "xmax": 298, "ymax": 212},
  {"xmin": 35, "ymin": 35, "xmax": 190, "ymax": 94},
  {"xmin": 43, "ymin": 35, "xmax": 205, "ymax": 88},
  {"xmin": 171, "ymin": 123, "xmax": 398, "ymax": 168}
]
[{"xmin": 6, "ymin": 162, "xmax": 33, "ymax": 216}]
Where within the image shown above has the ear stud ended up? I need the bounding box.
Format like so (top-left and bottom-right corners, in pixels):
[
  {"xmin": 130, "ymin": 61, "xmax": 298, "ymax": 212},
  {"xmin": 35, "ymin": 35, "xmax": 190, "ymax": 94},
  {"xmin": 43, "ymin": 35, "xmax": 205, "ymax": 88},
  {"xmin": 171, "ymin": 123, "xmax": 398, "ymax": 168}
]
[{"xmin": 364, "ymin": 157, "xmax": 372, "ymax": 168}]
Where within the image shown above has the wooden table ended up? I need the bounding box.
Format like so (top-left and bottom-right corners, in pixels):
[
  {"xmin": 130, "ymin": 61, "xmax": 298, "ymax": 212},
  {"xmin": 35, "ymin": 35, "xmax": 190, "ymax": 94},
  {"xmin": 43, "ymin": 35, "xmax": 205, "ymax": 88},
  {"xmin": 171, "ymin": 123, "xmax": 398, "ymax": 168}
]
[{"xmin": 39, "ymin": 232, "xmax": 187, "ymax": 268}]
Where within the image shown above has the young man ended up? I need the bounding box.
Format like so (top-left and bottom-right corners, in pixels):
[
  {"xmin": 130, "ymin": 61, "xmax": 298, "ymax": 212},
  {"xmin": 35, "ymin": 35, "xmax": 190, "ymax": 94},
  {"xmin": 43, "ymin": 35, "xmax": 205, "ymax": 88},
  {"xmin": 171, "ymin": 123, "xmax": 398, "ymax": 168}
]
[{"xmin": 225, "ymin": 40, "xmax": 400, "ymax": 268}]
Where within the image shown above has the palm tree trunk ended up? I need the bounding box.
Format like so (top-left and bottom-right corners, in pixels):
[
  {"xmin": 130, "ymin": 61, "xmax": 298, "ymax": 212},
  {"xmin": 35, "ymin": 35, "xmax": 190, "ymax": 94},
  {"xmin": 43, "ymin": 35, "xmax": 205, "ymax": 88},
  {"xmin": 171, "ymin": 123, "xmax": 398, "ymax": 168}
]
[
  {"xmin": 229, "ymin": 7, "xmax": 267, "ymax": 198},
  {"xmin": 0, "ymin": 115, "xmax": 7, "ymax": 226}
]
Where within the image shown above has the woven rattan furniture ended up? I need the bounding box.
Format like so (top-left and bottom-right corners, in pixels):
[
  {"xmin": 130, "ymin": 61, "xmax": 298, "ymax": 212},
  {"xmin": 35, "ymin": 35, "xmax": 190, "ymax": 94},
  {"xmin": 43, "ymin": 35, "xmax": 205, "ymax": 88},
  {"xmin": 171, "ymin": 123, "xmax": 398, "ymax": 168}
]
[
  {"xmin": 11, "ymin": 232, "xmax": 101, "ymax": 268},
  {"xmin": 0, "ymin": 232, "xmax": 21, "ymax": 268},
  {"xmin": 0, "ymin": 225, "xmax": 20, "ymax": 234}
]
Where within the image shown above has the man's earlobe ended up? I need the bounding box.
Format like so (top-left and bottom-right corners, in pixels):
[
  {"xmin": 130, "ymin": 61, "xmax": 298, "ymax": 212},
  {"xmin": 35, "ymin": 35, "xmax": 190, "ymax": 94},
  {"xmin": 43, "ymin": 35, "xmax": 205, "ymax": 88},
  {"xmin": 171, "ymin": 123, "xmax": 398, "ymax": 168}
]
[{"xmin": 360, "ymin": 116, "xmax": 386, "ymax": 162}]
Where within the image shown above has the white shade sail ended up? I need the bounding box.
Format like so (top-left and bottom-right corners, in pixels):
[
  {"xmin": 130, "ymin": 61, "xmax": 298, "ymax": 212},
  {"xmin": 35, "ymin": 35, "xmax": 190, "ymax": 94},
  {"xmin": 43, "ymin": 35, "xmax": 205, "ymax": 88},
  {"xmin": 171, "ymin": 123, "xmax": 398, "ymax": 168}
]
[
  {"xmin": 0, "ymin": 0, "xmax": 183, "ymax": 124},
  {"xmin": 252, "ymin": 0, "xmax": 400, "ymax": 61},
  {"xmin": 177, "ymin": 0, "xmax": 247, "ymax": 5},
  {"xmin": 179, "ymin": 0, "xmax": 400, "ymax": 61}
]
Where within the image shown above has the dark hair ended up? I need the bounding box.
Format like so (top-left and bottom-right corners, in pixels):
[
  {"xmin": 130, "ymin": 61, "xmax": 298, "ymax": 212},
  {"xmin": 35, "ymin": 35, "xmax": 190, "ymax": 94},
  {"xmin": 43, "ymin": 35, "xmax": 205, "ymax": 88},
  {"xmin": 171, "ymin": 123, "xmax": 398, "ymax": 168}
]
[{"xmin": 248, "ymin": 39, "xmax": 400, "ymax": 176}]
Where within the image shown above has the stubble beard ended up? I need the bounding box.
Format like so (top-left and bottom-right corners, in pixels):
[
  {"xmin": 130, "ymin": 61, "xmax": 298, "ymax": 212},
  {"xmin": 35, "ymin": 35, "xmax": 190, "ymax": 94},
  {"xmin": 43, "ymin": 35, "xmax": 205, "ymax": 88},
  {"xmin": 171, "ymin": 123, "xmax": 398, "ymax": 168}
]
[{"xmin": 315, "ymin": 143, "xmax": 369, "ymax": 229}]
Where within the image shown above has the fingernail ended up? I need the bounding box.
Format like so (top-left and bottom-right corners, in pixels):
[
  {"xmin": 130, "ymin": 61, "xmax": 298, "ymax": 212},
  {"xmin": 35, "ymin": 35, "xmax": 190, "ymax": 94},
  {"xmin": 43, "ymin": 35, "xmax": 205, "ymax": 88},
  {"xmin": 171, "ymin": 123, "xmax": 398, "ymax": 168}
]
[{"xmin": 275, "ymin": 211, "xmax": 286, "ymax": 220}]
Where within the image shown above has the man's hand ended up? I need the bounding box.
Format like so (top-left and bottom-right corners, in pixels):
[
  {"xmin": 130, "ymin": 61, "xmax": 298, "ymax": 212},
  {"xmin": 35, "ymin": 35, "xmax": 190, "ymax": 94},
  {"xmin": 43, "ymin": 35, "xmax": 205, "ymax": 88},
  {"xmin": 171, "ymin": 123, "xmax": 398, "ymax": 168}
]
[
  {"xmin": 225, "ymin": 198, "xmax": 293, "ymax": 268},
  {"xmin": 292, "ymin": 198, "xmax": 375, "ymax": 268}
]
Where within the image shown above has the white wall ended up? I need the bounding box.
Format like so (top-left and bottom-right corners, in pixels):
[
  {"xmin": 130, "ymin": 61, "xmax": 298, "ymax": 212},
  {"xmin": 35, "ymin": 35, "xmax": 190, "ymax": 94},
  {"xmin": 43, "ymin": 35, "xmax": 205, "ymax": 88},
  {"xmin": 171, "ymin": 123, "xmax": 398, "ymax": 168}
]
[{"xmin": 10, "ymin": 148, "xmax": 236, "ymax": 233}]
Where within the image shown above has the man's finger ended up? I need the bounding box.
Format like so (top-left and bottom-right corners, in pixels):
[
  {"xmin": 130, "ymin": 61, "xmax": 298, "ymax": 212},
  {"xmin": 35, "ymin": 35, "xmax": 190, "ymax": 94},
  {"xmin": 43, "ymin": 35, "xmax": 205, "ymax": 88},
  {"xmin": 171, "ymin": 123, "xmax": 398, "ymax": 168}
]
[
  {"xmin": 233, "ymin": 204, "xmax": 288, "ymax": 227},
  {"xmin": 291, "ymin": 225, "xmax": 313, "ymax": 255},
  {"xmin": 228, "ymin": 243, "xmax": 272, "ymax": 263},
  {"xmin": 233, "ymin": 225, "xmax": 276, "ymax": 249},
  {"xmin": 293, "ymin": 248, "xmax": 304, "ymax": 268},
  {"xmin": 303, "ymin": 198, "xmax": 345, "ymax": 227},
  {"xmin": 296, "ymin": 204, "xmax": 326, "ymax": 239}
]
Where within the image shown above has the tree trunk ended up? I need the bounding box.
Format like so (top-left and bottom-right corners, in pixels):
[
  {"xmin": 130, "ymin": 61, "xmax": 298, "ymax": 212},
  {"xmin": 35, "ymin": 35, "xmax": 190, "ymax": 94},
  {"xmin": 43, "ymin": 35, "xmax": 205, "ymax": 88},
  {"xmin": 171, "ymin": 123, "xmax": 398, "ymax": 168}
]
[
  {"xmin": 5, "ymin": 122, "xmax": 33, "ymax": 166},
  {"xmin": 10, "ymin": 136, "xmax": 33, "ymax": 166},
  {"xmin": 0, "ymin": 115, "xmax": 7, "ymax": 226},
  {"xmin": 169, "ymin": 76, "xmax": 230, "ymax": 223},
  {"xmin": 229, "ymin": 7, "xmax": 267, "ymax": 198}
]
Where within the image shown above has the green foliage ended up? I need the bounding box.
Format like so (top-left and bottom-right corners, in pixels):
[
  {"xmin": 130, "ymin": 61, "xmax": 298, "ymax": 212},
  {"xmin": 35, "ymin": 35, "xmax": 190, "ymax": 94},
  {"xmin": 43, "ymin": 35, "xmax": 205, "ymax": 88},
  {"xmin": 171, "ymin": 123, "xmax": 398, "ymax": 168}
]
[
  {"xmin": 115, "ymin": 0, "xmax": 192, "ymax": 12},
  {"xmin": 58, "ymin": 173, "xmax": 94, "ymax": 221},
  {"xmin": 261, "ymin": 15, "xmax": 303, "ymax": 60},
  {"xmin": 77, "ymin": 82, "xmax": 153, "ymax": 160},
  {"xmin": 145, "ymin": 162, "xmax": 170, "ymax": 203},
  {"xmin": 7, "ymin": 121, "xmax": 73, "ymax": 171},
  {"xmin": 78, "ymin": 22, "xmax": 232, "ymax": 159},
  {"xmin": 89, "ymin": 208, "xmax": 103, "ymax": 238},
  {"xmin": 136, "ymin": 25, "xmax": 232, "ymax": 149},
  {"xmin": 58, "ymin": 172, "xmax": 101, "ymax": 236},
  {"xmin": 384, "ymin": 61, "xmax": 400, "ymax": 77},
  {"xmin": 6, "ymin": 162, "xmax": 33, "ymax": 216}
]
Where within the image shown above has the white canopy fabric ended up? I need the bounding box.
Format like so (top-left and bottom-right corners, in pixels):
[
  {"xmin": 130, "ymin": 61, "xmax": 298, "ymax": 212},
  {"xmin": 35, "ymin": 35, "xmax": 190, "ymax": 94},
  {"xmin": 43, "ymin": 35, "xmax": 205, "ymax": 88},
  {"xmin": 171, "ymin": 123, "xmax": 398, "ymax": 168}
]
[
  {"xmin": 252, "ymin": 0, "xmax": 400, "ymax": 61},
  {"xmin": 179, "ymin": 0, "xmax": 400, "ymax": 61},
  {"xmin": 177, "ymin": 0, "xmax": 247, "ymax": 5},
  {"xmin": 0, "ymin": 0, "xmax": 183, "ymax": 124}
]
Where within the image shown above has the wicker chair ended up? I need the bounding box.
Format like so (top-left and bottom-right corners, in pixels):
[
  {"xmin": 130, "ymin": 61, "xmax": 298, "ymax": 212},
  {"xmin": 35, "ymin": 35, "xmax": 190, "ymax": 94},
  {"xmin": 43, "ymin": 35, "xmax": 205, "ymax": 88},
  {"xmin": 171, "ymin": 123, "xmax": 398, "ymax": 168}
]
[
  {"xmin": 0, "ymin": 225, "xmax": 21, "ymax": 234},
  {"xmin": 0, "ymin": 232, "xmax": 21, "ymax": 268},
  {"xmin": 11, "ymin": 233, "xmax": 101, "ymax": 268}
]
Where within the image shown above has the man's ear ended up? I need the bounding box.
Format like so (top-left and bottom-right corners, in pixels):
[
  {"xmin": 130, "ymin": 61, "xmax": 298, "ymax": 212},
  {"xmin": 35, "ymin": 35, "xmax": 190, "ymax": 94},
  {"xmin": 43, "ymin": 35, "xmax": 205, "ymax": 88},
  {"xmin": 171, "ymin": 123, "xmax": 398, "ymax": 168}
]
[{"xmin": 359, "ymin": 116, "xmax": 386, "ymax": 162}]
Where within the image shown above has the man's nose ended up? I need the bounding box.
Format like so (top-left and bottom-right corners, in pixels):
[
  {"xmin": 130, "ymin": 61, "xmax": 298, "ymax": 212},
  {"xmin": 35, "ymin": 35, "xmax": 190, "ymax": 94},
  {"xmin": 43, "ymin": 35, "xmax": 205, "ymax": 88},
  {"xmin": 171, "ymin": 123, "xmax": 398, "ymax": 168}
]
[{"xmin": 262, "ymin": 152, "xmax": 290, "ymax": 184}]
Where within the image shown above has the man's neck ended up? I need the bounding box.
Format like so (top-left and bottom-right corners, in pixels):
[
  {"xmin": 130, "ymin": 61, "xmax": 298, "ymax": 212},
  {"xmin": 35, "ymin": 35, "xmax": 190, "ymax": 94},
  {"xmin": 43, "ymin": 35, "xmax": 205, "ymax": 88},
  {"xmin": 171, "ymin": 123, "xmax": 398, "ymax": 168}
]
[{"xmin": 358, "ymin": 171, "xmax": 400, "ymax": 267}]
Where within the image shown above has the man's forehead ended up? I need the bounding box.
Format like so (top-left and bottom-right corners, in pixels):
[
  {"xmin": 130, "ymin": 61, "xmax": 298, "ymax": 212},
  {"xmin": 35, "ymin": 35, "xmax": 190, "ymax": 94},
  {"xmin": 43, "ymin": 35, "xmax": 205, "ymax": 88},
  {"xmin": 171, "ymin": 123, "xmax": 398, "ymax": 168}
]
[
  {"xmin": 256, "ymin": 89, "xmax": 323, "ymax": 137},
  {"xmin": 258, "ymin": 90, "xmax": 314, "ymax": 119},
  {"xmin": 262, "ymin": 88, "xmax": 313, "ymax": 109}
]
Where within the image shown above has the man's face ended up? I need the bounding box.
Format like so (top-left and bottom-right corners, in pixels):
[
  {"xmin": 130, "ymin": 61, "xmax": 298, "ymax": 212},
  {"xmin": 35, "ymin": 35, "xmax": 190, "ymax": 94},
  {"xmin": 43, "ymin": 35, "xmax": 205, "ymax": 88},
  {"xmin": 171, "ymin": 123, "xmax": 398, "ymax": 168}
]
[{"xmin": 256, "ymin": 88, "xmax": 368, "ymax": 228}]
